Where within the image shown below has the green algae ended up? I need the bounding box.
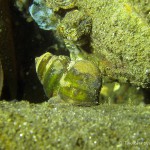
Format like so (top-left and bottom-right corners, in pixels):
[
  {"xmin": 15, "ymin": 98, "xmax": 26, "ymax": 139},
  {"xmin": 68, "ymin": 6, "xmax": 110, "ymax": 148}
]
[
  {"xmin": 83, "ymin": 0, "xmax": 150, "ymax": 87},
  {"xmin": 0, "ymin": 100, "xmax": 150, "ymax": 149}
]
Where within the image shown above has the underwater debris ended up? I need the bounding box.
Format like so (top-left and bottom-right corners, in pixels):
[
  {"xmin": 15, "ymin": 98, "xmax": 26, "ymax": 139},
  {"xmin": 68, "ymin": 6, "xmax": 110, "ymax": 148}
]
[{"xmin": 29, "ymin": 0, "xmax": 59, "ymax": 30}]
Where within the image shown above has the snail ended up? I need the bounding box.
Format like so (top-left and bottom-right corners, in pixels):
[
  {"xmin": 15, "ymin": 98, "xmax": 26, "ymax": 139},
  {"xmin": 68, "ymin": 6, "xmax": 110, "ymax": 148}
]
[{"xmin": 35, "ymin": 52, "xmax": 102, "ymax": 106}]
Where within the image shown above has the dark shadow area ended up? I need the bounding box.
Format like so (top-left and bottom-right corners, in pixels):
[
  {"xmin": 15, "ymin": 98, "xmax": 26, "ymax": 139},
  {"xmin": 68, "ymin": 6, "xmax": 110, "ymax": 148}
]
[
  {"xmin": 143, "ymin": 88, "xmax": 150, "ymax": 104},
  {"xmin": 1, "ymin": 1, "xmax": 66, "ymax": 103}
]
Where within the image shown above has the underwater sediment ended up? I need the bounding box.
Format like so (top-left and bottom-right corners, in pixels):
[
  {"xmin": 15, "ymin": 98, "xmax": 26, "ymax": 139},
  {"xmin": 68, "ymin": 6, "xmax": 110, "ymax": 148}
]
[{"xmin": 0, "ymin": 100, "xmax": 150, "ymax": 150}]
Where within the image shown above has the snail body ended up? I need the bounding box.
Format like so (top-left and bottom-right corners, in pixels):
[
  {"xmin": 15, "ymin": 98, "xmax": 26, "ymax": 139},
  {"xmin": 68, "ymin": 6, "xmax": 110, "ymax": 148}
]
[{"xmin": 35, "ymin": 52, "xmax": 102, "ymax": 106}]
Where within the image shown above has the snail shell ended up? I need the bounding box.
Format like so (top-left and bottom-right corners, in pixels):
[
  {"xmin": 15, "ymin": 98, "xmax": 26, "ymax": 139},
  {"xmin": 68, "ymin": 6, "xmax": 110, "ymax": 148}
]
[
  {"xmin": 35, "ymin": 52, "xmax": 70, "ymax": 98},
  {"xmin": 35, "ymin": 52, "xmax": 102, "ymax": 106}
]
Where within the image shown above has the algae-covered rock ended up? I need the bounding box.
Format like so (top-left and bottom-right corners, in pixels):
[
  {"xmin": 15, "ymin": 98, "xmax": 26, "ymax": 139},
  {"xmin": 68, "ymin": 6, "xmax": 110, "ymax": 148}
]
[
  {"xmin": 0, "ymin": 100, "xmax": 150, "ymax": 149},
  {"xmin": 88, "ymin": 0, "xmax": 150, "ymax": 87},
  {"xmin": 28, "ymin": 0, "xmax": 150, "ymax": 105},
  {"xmin": 35, "ymin": 0, "xmax": 150, "ymax": 88}
]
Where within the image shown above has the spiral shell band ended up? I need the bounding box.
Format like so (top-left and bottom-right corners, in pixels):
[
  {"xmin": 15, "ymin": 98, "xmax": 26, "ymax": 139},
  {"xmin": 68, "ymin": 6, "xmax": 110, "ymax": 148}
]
[{"xmin": 43, "ymin": 55, "xmax": 70, "ymax": 97}]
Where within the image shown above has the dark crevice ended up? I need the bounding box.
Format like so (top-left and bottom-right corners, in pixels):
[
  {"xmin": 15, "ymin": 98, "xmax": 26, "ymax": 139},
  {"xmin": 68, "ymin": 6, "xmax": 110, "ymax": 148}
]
[
  {"xmin": 79, "ymin": 35, "xmax": 93, "ymax": 54},
  {"xmin": 56, "ymin": 7, "xmax": 78, "ymax": 18}
]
